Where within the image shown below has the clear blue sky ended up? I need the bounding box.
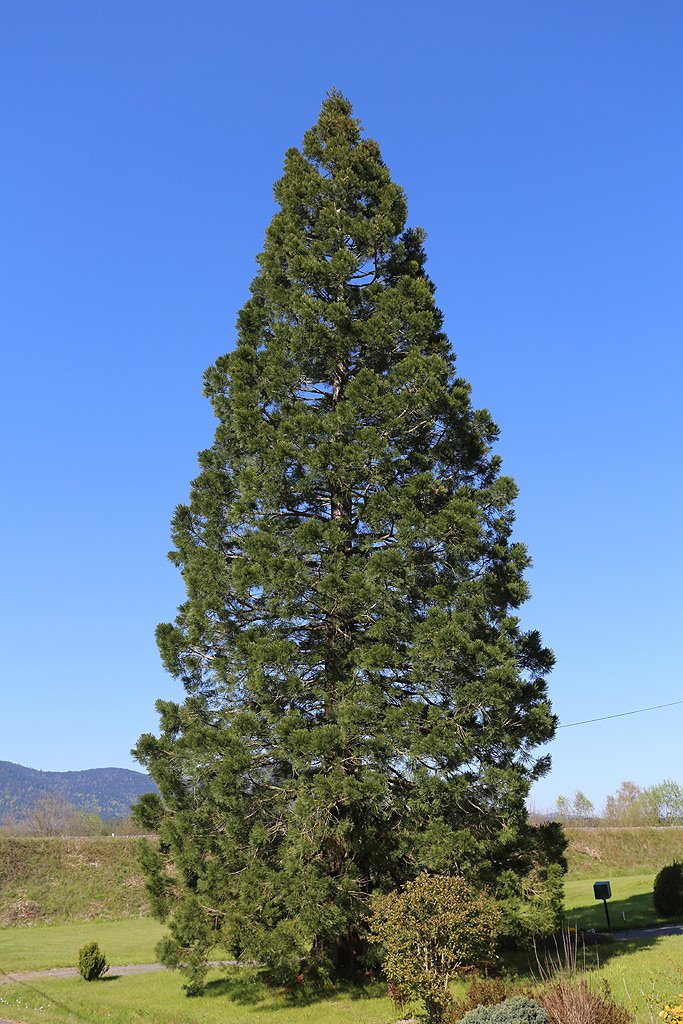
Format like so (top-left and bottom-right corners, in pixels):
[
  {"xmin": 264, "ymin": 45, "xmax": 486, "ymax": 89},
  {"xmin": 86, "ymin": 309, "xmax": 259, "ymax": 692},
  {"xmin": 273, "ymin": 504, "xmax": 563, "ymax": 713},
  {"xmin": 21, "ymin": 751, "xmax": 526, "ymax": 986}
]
[{"xmin": 2, "ymin": 1, "xmax": 682, "ymax": 812}]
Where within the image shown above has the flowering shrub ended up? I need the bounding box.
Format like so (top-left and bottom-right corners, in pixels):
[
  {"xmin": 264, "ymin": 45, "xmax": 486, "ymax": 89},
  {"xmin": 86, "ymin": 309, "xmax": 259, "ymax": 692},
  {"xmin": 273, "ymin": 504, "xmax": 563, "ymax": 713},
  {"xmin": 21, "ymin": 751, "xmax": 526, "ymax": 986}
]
[{"xmin": 369, "ymin": 874, "xmax": 501, "ymax": 1024}]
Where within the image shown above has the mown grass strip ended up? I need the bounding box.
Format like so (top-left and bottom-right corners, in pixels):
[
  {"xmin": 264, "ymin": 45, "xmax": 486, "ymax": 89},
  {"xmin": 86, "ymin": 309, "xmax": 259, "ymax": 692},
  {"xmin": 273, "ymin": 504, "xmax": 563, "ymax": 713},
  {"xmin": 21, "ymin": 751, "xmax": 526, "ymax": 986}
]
[
  {"xmin": 0, "ymin": 967, "xmax": 394, "ymax": 1024},
  {"xmin": 0, "ymin": 918, "xmax": 166, "ymax": 973}
]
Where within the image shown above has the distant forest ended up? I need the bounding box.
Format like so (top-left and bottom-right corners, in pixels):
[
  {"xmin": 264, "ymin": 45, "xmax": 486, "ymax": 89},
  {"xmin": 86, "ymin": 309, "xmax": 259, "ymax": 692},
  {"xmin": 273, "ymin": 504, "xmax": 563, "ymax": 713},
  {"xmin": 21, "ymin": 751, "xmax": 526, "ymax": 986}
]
[{"xmin": 0, "ymin": 761, "xmax": 158, "ymax": 821}]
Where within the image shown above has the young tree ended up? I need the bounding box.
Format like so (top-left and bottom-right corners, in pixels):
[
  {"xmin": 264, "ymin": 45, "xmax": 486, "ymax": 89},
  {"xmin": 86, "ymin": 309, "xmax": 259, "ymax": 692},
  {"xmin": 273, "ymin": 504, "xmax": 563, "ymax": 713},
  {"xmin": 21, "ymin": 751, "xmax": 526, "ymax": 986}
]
[
  {"xmin": 571, "ymin": 790, "xmax": 595, "ymax": 825},
  {"xmin": 603, "ymin": 781, "xmax": 651, "ymax": 825},
  {"xmin": 554, "ymin": 795, "xmax": 570, "ymax": 822},
  {"xmin": 22, "ymin": 793, "xmax": 76, "ymax": 836},
  {"xmin": 642, "ymin": 780, "xmax": 683, "ymax": 825},
  {"xmin": 555, "ymin": 790, "xmax": 594, "ymax": 826},
  {"xmin": 133, "ymin": 90, "xmax": 558, "ymax": 991}
]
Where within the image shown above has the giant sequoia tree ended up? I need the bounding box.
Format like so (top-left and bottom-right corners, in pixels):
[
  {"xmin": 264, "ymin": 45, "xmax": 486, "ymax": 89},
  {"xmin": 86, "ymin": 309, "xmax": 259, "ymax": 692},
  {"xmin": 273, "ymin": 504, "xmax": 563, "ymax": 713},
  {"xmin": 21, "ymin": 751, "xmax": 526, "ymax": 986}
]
[{"xmin": 133, "ymin": 91, "xmax": 560, "ymax": 991}]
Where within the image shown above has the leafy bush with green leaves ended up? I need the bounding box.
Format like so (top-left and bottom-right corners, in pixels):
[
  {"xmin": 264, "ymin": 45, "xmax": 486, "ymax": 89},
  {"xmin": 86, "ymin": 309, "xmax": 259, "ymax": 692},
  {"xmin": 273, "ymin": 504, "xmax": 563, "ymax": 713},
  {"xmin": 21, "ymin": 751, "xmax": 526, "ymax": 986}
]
[
  {"xmin": 653, "ymin": 861, "xmax": 683, "ymax": 917},
  {"xmin": 369, "ymin": 874, "xmax": 501, "ymax": 1024},
  {"xmin": 77, "ymin": 940, "xmax": 108, "ymax": 981},
  {"xmin": 456, "ymin": 995, "xmax": 548, "ymax": 1023}
]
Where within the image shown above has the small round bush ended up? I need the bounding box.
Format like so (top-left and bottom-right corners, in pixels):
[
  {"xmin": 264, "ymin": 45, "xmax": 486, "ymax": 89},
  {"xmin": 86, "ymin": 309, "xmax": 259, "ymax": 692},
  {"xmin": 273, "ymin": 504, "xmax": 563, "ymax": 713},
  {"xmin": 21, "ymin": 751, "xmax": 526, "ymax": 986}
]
[
  {"xmin": 458, "ymin": 996, "xmax": 548, "ymax": 1024},
  {"xmin": 456, "ymin": 1006, "xmax": 494, "ymax": 1024},
  {"xmin": 653, "ymin": 862, "xmax": 683, "ymax": 917},
  {"xmin": 77, "ymin": 940, "xmax": 109, "ymax": 981}
]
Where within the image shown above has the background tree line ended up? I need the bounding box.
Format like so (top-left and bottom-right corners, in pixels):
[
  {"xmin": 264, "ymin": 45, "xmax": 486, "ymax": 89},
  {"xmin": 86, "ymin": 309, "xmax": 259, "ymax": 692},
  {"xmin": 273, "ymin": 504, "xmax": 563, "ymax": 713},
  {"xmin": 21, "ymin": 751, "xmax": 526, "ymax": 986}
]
[{"xmin": 544, "ymin": 779, "xmax": 683, "ymax": 826}]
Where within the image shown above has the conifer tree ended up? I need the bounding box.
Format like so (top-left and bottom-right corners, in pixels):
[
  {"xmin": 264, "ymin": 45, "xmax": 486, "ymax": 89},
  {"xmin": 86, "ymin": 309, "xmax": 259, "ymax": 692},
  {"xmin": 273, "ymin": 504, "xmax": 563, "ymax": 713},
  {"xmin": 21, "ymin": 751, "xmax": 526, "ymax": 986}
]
[{"xmin": 133, "ymin": 90, "xmax": 560, "ymax": 992}]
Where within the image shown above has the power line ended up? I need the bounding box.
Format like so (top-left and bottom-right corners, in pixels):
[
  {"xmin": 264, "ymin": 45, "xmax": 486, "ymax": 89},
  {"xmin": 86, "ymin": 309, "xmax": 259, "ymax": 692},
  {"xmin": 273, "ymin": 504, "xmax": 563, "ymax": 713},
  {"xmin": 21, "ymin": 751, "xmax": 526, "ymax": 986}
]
[{"xmin": 558, "ymin": 699, "xmax": 683, "ymax": 729}]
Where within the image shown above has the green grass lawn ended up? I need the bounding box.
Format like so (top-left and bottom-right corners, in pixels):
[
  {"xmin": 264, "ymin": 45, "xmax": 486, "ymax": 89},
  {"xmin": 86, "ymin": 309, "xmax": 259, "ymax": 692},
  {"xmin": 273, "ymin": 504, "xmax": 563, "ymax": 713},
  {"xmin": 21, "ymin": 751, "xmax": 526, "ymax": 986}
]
[
  {"xmin": 582, "ymin": 933, "xmax": 683, "ymax": 1020},
  {"xmin": 0, "ymin": 918, "xmax": 166, "ymax": 973},
  {"xmin": 4, "ymin": 935, "xmax": 683, "ymax": 1024},
  {"xmin": 563, "ymin": 874, "xmax": 662, "ymax": 931},
  {"xmin": 4, "ymin": 920, "xmax": 683, "ymax": 1024},
  {"xmin": 563, "ymin": 873, "xmax": 683, "ymax": 932},
  {"xmin": 3, "ymin": 871, "xmax": 683, "ymax": 1024},
  {"xmin": 0, "ymin": 967, "xmax": 394, "ymax": 1024}
]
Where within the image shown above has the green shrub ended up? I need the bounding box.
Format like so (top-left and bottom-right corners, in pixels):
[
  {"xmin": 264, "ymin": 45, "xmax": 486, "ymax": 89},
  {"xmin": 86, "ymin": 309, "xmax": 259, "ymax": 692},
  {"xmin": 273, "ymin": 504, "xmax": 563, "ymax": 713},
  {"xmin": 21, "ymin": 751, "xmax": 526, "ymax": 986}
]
[
  {"xmin": 457, "ymin": 995, "xmax": 549, "ymax": 1023},
  {"xmin": 369, "ymin": 874, "xmax": 501, "ymax": 1024},
  {"xmin": 653, "ymin": 861, "xmax": 683, "ymax": 917},
  {"xmin": 77, "ymin": 940, "xmax": 108, "ymax": 981}
]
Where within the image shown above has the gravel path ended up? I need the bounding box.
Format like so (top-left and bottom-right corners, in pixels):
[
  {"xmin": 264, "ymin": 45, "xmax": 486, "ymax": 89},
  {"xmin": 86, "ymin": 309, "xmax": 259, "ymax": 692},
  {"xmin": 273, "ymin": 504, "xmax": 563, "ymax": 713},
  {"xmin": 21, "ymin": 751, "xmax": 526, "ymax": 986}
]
[
  {"xmin": 0, "ymin": 962, "xmax": 166, "ymax": 985},
  {"xmin": 613, "ymin": 923, "xmax": 683, "ymax": 940},
  {"xmin": 3, "ymin": 927, "xmax": 683, "ymax": 985},
  {"xmin": 0, "ymin": 960, "xmax": 244, "ymax": 986}
]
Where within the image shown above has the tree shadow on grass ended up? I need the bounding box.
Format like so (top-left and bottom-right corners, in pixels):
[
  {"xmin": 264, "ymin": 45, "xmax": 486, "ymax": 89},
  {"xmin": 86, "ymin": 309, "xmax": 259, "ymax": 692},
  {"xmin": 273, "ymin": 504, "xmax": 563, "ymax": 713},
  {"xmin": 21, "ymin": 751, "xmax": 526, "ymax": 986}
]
[
  {"xmin": 202, "ymin": 969, "xmax": 386, "ymax": 1009},
  {"xmin": 202, "ymin": 970, "xmax": 267, "ymax": 1005},
  {"xmin": 499, "ymin": 928, "xmax": 676, "ymax": 988},
  {"xmin": 532, "ymin": 928, "xmax": 673, "ymax": 974},
  {"xmin": 564, "ymin": 890, "xmax": 681, "ymax": 932}
]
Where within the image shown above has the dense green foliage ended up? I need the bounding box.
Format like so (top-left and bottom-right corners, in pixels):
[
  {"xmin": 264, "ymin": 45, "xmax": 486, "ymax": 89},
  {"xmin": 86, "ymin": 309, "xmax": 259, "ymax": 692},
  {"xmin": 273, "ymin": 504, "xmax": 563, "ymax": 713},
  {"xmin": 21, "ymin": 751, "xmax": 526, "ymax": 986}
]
[
  {"xmin": 369, "ymin": 874, "xmax": 500, "ymax": 1023},
  {"xmin": 653, "ymin": 861, "xmax": 683, "ymax": 917},
  {"xmin": 77, "ymin": 940, "xmax": 108, "ymax": 981},
  {"xmin": 133, "ymin": 90, "xmax": 558, "ymax": 991}
]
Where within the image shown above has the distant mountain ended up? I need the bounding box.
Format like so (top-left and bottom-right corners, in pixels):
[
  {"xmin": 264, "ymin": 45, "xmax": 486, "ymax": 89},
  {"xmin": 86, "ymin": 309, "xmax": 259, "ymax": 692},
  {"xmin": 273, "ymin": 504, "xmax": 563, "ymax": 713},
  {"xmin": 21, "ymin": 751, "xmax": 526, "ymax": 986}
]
[{"xmin": 0, "ymin": 761, "xmax": 158, "ymax": 820}]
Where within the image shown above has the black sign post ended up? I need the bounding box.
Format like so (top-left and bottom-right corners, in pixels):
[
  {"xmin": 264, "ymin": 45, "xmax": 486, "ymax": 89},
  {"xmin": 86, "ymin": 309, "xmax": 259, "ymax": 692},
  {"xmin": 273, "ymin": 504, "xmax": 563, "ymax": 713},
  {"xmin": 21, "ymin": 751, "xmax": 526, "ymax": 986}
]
[{"xmin": 593, "ymin": 881, "xmax": 612, "ymax": 933}]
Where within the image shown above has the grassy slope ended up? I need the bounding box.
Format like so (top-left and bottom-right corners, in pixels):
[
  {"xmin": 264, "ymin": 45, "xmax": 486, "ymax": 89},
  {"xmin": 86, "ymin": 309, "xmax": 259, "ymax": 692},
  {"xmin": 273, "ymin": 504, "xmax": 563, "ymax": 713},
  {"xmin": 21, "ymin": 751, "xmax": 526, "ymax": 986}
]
[
  {"xmin": 564, "ymin": 826, "xmax": 683, "ymax": 878},
  {"xmin": 2, "ymin": 827, "xmax": 682, "ymax": 928},
  {"xmin": 0, "ymin": 837, "xmax": 149, "ymax": 926},
  {"xmin": 562, "ymin": 825, "xmax": 683, "ymax": 931}
]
